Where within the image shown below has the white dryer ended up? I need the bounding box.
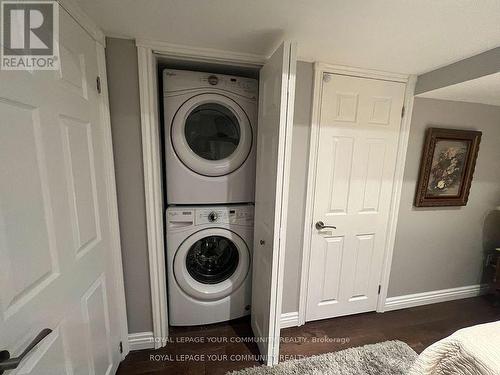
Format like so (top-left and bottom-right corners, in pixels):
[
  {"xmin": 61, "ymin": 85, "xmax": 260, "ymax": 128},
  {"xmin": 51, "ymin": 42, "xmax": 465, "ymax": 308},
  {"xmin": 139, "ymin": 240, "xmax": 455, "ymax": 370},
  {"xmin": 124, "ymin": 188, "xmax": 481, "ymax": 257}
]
[
  {"xmin": 166, "ymin": 205, "xmax": 253, "ymax": 326},
  {"xmin": 163, "ymin": 69, "xmax": 258, "ymax": 204}
]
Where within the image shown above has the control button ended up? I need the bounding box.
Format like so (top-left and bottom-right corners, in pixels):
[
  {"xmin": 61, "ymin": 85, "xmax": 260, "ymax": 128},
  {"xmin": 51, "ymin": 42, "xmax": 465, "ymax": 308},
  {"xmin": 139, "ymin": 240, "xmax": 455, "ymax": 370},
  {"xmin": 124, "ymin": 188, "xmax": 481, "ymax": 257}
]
[
  {"xmin": 207, "ymin": 75, "xmax": 218, "ymax": 86},
  {"xmin": 208, "ymin": 211, "xmax": 218, "ymax": 222}
]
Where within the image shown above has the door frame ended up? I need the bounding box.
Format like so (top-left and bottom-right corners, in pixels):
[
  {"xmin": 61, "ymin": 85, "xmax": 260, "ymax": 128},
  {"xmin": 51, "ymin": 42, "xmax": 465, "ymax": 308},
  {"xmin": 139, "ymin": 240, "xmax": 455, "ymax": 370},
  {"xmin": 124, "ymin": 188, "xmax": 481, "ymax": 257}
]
[
  {"xmin": 298, "ymin": 62, "xmax": 417, "ymax": 325},
  {"xmin": 54, "ymin": 0, "xmax": 130, "ymax": 356},
  {"xmin": 135, "ymin": 38, "xmax": 266, "ymax": 348}
]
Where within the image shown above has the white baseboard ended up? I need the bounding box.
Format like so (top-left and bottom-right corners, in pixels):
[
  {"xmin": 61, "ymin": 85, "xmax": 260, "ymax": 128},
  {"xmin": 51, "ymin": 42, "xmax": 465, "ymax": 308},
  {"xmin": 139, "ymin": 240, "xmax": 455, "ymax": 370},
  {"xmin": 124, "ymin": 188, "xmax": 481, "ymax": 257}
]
[
  {"xmin": 128, "ymin": 286, "xmax": 484, "ymax": 348},
  {"xmin": 384, "ymin": 284, "xmax": 488, "ymax": 312},
  {"xmin": 280, "ymin": 311, "xmax": 299, "ymax": 328},
  {"xmin": 128, "ymin": 331, "xmax": 155, "ymax": 351}
]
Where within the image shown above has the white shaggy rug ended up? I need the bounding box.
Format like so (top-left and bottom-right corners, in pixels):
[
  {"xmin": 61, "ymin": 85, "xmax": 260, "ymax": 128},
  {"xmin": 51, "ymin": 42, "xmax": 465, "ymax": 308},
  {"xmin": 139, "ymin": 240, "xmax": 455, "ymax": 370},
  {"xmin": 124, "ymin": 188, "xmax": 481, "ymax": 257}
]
[{"xmin": 227, "ymin": 340, "xmax": 417, "ymax": 375}]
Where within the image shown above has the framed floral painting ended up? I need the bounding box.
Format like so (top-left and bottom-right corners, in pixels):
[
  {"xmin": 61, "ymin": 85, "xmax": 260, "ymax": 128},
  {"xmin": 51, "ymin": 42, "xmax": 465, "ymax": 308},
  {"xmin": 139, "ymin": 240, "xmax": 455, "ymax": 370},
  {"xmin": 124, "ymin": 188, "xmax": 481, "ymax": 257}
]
[{"xmin": 414, "ymin": 128, "xmax": 482, "ymax": 207}]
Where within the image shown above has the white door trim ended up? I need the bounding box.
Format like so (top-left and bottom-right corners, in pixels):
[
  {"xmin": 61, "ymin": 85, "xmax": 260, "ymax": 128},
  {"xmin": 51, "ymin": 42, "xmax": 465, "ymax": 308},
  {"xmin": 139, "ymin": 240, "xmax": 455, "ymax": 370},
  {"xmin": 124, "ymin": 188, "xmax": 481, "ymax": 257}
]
[
  {"xmin": 137, "ymin": 45, "xmax": 168, "ymax": 349},
  {"xmin": 136, "ymin": 38, "xmax": 266, "ymax": 67},
  {"xmin": 56, "ymin": 0, "xmax": 130, "ymax": 357},
  {"xmin": 298, "ymin": 62, "xmax": 416, "ymax": 325},
  {"xmin": 313, "ymin": 63, "xmax": 409, "ymax": 83},
  {"xmin": 136, "ymin": 42, "xmax": 265, "ymax": 348}
]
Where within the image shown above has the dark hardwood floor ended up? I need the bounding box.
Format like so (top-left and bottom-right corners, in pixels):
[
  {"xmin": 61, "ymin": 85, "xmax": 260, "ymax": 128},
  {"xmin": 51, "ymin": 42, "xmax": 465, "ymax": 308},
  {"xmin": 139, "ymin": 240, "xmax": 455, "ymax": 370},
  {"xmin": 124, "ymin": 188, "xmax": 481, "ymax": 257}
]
[{"xmin": 117, "ymin": 297, "xmax": 499, "ymax": 375}]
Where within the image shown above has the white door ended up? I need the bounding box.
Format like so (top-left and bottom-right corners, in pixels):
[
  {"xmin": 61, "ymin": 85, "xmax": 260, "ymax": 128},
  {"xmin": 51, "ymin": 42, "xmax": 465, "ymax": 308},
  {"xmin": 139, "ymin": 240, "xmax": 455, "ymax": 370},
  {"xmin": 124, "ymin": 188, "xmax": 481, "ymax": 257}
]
[
  {"xmin": 0, "ymin": 8, "xmax": 125, "ymax": 375},
  {"xmin": 251, "ymin": 41, "xmax": 296, "ymax": 365},
  {"xmin": 306, "ymin": 73, "xmax": 406, "ymax": 322}
]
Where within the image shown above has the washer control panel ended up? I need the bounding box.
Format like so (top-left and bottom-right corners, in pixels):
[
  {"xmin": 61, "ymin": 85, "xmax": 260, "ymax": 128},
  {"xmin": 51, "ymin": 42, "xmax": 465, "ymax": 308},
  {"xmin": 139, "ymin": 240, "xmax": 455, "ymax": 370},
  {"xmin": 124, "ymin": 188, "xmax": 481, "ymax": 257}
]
[
  {"xmin": 167, "ymin": 205, "xmax": 254, "ymax": 228},
  {"xmin": 196, "ymin": 206, "xmax": 254, "ymax": 226}
]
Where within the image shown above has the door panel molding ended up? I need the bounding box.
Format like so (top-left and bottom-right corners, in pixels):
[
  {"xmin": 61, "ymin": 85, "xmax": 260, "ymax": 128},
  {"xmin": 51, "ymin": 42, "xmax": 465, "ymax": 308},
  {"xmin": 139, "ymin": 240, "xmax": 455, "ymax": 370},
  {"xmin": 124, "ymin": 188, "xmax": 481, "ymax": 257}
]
[
  {"xmin": 0, "ymin": 99, "xmax": 60, "ymax": 319},
  {"xmin": 81, "ymin": 275, "xmax": 113, "ymax": 375},
  {"xmin": 298, "ymin": 63, "xmax": 416, "ymax": 325}
]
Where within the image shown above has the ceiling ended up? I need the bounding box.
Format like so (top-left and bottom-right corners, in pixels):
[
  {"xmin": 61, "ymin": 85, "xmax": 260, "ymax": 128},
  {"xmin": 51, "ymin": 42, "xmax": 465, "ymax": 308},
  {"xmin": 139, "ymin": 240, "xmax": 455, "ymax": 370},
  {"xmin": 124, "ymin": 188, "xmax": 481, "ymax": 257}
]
[
  {"xmin": 418, "ymin": 72, "xmax": 500, "ymax": 106},
  {"xmin": 75, "ymin": 0, "xmax": 500, "ymax": 75}
]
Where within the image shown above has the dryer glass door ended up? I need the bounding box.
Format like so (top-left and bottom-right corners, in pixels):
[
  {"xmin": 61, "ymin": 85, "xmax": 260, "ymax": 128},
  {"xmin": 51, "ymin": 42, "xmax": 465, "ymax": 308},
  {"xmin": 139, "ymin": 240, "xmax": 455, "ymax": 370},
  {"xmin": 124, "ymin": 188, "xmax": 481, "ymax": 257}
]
[
  {"xmin": 171, "ymin": 93, "xmax": 253, "ymax": 177},
  {"xmin": 185, "ymin": 104, "xmax": 240, "ymax": 161}
]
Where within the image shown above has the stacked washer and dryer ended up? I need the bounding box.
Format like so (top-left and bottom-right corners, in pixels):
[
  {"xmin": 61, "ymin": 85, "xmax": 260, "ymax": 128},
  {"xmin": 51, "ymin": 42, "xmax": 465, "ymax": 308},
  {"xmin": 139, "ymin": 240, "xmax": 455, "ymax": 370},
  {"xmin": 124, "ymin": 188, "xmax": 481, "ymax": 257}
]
[{"xmin": 163, "ymin": 69, "xmax": 258, "ymax": 326}]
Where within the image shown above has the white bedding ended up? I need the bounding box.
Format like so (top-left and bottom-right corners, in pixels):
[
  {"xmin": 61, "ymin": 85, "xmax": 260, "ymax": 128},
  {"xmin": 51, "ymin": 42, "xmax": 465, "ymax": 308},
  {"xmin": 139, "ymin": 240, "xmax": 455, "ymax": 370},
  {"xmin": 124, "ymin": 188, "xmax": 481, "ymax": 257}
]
[{"xmin": 408, "ymin": 321, "xmax": 500, "ymax": 375}]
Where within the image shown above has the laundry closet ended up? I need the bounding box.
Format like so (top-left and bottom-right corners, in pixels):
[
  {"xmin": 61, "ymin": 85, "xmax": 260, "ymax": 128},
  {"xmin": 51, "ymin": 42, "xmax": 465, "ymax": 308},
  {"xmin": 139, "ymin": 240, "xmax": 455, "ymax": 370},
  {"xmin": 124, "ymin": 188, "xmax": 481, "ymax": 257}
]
[
  {"xmin": 160, "ymin": 61, "xmax": 259, "ymax": 326},
  {"xmin": 144, "ymin": 41, "xmax": 296, "ymax": 365}
]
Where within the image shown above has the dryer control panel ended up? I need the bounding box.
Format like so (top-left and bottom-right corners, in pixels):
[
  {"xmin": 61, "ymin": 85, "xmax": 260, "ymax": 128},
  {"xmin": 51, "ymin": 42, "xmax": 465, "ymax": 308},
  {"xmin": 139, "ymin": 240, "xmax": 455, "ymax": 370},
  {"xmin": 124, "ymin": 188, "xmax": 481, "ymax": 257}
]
[{"xmin": 163, "ymin": 69, "xmax": 258, "ymax": 100}]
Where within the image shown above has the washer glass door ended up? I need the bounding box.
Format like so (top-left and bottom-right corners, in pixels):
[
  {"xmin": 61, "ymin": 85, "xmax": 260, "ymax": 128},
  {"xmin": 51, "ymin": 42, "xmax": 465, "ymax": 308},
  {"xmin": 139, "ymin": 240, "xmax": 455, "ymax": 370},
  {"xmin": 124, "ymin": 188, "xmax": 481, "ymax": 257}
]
[
  {"xmin": 186, "ymin": 235, "xmax": 239, "ymax": 284},
  {"xmin": 174, "ymin": 228, "xmax": 250, "ymax": 301},
  {"xmin": 171, "ymin": 93, "xmax": 253, "ymax": 177}
]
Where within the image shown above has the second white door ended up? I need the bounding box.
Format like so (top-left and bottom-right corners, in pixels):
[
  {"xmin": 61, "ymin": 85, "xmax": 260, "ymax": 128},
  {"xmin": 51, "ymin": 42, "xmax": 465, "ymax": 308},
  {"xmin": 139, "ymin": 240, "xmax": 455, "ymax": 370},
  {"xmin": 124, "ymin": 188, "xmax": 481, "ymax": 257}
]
[
  {"xmin": 306, "ymin": 72, "xmax": 406, "ymax": 322},
  {"xmin": 251, "ymin": 41, "xmax": 296, "ymax": 365}
]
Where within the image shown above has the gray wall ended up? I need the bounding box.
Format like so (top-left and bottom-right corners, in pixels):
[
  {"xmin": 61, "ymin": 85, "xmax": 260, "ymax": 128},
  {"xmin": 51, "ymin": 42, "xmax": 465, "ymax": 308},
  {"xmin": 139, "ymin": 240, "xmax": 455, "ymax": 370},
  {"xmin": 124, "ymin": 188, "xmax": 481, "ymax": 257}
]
[
  {"xmin": 105, "ymin": 38, "xmax": 153, "ymax": 333},
  {"xmin": 282, "ymin": 62, "xmax": 313, "ymax": 313},
  {"xmin": 387, "ymin": 97, "xmax": 500, "ymax": 297},
  {"xmin": 415, "ymin": 47, "xmax": 500, "ymax": 95}
]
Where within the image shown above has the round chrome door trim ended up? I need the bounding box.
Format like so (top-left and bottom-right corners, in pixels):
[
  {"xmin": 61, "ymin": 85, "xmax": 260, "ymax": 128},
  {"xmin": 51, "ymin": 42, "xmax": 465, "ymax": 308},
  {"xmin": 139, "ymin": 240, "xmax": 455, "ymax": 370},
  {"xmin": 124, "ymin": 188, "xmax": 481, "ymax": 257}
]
[
  {"xmin": 173, "ymin": 228, "xmax": 251, "ymax": 301},
  {"xmin": 171, "ymin": 93, "xmax": 253, "ymax": 177}
]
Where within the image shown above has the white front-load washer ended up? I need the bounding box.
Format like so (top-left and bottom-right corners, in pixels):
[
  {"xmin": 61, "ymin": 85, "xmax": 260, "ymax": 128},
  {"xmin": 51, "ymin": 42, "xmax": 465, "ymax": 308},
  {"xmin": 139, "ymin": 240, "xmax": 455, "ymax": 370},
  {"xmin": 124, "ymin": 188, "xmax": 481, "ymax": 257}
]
[
  {"xmin": 163, "ymin": 69, "xmax": 258, "ymax": 205},
  {"xmin": 166, "ymin": 205, "xmax": 253, "ymax": 326}
]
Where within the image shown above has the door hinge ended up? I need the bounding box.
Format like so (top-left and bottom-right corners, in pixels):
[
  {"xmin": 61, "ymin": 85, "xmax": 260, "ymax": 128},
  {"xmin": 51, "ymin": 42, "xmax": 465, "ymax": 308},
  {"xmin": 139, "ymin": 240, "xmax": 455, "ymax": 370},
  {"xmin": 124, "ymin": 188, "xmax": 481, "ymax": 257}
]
[
  {"xmin": 378, "ymin": 285, "xmax": 381, "ymax": 295},
  {"xmin": 96, "ymin": 76, "xmax": 101, "ymax": 94},
  {"xmin": 401, "ymin": 106, "xmax": 405, "ymax": 118},
  {"xmin": 119, "ymin": 341, "xmax": 123, "ymax": 354}
]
